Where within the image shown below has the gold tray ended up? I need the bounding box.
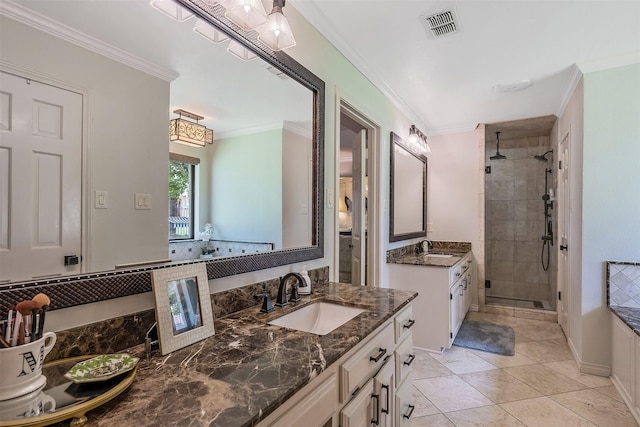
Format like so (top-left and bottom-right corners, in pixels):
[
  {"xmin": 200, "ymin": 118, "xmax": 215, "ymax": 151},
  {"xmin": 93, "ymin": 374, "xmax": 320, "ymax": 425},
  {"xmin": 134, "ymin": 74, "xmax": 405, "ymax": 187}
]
[{"xmin": 0, "ymin": 355, "xmax": 137, "ymax": 427}]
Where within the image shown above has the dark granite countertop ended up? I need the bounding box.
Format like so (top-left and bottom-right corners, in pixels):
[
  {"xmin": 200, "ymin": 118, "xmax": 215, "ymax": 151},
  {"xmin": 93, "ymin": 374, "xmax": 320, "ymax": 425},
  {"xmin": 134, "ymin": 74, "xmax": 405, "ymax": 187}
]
[
  {"xmin": 387, "ymin": 251, "xmax": 470, "ymax": 268},
  {"xmin": 610, "ymin": 306, "xmax": 640, "ymax": 337},
  {"xmin": 53, "ymin": 282, "xmax": 417, "ymax": 427}
]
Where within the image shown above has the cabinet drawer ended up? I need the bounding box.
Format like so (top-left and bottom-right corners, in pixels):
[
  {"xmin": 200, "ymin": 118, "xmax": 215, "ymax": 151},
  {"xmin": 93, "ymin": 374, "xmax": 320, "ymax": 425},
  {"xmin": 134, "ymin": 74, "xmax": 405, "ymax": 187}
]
[
  {"xmin": 340, "ymin": 323, "xmax": 394, "ymax": 402},
  {"xmin": 395, "ymin": 334, "xmax": 415, "ymax": 387},
  {"xmin": 266, "ymin": 373, "xmax": 338, "ymax": 427},
  {"xmin": 395, "ymin": 376, "xmax": 414, "ymax": 427},
  {"xmin": 449, "ymin": 255, "xmax": 469, "ymax": 284},
  {"xmin": 394, "ymin": 304, "xmax": 415, "ymax": 344}
]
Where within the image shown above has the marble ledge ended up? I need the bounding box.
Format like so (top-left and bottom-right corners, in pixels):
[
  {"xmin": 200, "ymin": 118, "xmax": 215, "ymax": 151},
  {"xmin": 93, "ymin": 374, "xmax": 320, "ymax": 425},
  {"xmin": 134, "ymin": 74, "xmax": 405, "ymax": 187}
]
[
  {"xmin": 610, "ymin": 305, "xmax": 640, "ymax": 337},
  {"xmin": 387, "ymin": 241, "xmax": 472, "ymax": 268},
  {"xmin": 49, "ymin": 282, "xmax": 417, "ymax": 427}
]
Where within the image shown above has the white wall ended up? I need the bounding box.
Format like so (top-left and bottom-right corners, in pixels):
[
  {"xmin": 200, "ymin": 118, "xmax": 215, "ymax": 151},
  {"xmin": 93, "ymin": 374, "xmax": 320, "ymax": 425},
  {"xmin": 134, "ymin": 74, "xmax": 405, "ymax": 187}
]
[
  {"xmin": 0, "ymin": 16, "xmax": 169, "ymax": 273},
  {"xmin": 580, "ymin": 63, "xmax": 640, "ymax": 370},
  {"xmin": 423, "ymin": 130, "xmax": 482, "ymax": 305},
  {"xmin": 210, "ymin": 129, "xmax": 283, "ymax": 248}
]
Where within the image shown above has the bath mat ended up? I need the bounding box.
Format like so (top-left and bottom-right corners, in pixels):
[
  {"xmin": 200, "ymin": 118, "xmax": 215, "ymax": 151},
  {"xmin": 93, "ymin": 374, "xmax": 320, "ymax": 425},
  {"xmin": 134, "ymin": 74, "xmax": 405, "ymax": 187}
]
[{"xmin": 453, "ymin": 320, "xmax": 515, "ymax": 356}]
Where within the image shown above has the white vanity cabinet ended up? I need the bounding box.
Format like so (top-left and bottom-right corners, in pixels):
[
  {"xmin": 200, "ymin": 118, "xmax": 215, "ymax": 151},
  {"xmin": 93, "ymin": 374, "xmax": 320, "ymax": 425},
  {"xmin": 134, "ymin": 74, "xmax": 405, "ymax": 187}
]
[
  {"xmin": 389, "ymin": 254, "xmax": 474, "ymax": 352},
  {"xmin": 611, "ymin": 312, "xmax": 640, "ymax": 424},
  {"xmin": 258, "ymin": 302, "xmax": 415, "ymax": 427}
]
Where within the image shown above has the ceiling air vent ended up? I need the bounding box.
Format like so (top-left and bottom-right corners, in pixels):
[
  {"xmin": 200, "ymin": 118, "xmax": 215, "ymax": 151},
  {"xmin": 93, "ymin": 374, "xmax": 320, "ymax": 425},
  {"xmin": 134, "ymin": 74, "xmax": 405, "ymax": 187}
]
[{"xmin": 421, "ymin": 9, "xmax": 459, "ymax": 39}]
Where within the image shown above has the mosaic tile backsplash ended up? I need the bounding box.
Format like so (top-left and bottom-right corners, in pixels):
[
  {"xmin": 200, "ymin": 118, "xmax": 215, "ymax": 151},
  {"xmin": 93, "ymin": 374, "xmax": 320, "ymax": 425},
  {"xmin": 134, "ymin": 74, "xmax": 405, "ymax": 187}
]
[
  {"xmin": 46, "ymin": 266, "xmax": 329, "ymax": 362},
  {"xmin": 608, "ymin": 262, "xmax": 640, "ymax": 308}
]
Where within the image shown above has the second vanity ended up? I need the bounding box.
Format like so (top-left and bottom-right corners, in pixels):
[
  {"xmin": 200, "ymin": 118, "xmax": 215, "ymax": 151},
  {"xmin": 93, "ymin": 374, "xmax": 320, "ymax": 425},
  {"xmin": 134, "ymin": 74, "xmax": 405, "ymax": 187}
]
[
  {"xmin": 387, "ymin": 241, "xmax": 475, "ymax": 353},
  {"xmin": 40, "ymin": 282, "xmax": 417, "ymax": 427}
]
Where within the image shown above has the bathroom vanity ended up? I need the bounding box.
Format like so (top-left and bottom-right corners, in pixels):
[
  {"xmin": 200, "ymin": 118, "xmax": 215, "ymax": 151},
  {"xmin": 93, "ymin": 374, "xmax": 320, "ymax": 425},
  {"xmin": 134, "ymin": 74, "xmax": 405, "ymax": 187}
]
[
  {"xmin": 387, "ymin": 242, "xmax": 475, "ymax": 353},
  {"xmin": 26, "ymin": 282, "xmax": 416, "ymax": 427}
]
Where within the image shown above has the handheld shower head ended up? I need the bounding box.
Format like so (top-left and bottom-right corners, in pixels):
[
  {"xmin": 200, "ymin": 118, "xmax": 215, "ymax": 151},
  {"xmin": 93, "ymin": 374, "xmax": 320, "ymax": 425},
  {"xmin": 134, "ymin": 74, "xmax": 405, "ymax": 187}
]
[{"xmin": 534, "ymin": 150, "xmax": 553, "ymax": 162}]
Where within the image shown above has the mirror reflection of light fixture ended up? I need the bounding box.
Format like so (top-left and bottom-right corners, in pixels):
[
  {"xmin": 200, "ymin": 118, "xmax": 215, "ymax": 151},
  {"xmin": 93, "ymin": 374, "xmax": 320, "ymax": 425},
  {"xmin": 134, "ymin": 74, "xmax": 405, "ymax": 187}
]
[
  {"xmin": 149, "ymin": 0, "xmax": 194, "ymax": 22},
  {"xmin": 227, "ymin": 40, "xmax": 257, "ymax": 61},
  {"xmin": 193, "ymin": 18, "xmax": 230, "ymax": 43},
  {"xmin": 224, "ymin": 0, "xmax": 268, "ymax": 31},
  {"xmin": 258, "ymin": 0, "xmax": 296, "ymax": 51},
  {"xmin": 170, "ymin": 109, "xmax": 214, "ymax": 147},
  {"xmin": 408, "ymin": 125, "xmax": 431, "ymax": 155}
]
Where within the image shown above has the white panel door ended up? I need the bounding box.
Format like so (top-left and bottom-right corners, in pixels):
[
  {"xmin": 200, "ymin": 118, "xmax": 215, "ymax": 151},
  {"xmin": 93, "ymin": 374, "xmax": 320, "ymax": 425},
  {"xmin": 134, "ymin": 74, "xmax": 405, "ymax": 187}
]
[
  {"xmin": 0, "ymin": 71, "xmax": 82, "ymax": 283},
  {"xmin": 351, "ymin": 130, "xmax": 366, "ymax": 286},
  {"xmin": 557, "ymin": 130, "xmax": 571, "ymax": 334}
]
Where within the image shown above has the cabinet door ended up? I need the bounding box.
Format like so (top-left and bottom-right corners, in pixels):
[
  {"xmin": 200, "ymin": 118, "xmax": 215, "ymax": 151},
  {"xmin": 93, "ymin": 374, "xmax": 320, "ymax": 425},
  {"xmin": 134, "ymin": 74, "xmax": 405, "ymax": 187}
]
[
  {"xmin": 374, "ymin": 357, "xmax": 395, "ymax": 427},
  {"xmin": 395, "ymin": 377, "xmax": 415, "ymax": 427},
  {"xmin": 449, "ymin": 283, "xmax": 458, "ymax": 346},
  {"xmin": 635, "ymin": 334, "xmax": 640, "ymax": 413},
  {"xmin": 341, "ymin": 378, "xmax": 374, "ymax": 427}
]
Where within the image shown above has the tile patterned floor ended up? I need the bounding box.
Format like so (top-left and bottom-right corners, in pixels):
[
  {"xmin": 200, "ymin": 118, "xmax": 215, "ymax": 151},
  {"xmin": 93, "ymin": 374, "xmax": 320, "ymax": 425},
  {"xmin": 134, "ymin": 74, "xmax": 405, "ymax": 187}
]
[{"xmin": 411, "ymin": 311, "xmax": 639, "ymax": 426}]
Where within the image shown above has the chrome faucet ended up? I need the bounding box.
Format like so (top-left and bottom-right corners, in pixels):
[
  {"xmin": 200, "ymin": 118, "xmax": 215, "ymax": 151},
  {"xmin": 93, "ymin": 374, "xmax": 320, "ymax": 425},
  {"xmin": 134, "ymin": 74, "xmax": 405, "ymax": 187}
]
[
  {"xmin": 422, "ymin": 239, "xmax": 433, "ymax": 254},
  {"xmin": 276, "ymin": 272, "xmax": 304, "ymax": 307}
]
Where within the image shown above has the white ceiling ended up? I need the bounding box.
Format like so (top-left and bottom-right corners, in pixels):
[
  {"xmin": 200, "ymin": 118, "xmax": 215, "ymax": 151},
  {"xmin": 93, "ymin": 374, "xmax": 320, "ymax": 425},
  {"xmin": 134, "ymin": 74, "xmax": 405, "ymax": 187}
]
[{"xmin": 290, "ymin": 0, "xmax": 640, "ymax": 135}]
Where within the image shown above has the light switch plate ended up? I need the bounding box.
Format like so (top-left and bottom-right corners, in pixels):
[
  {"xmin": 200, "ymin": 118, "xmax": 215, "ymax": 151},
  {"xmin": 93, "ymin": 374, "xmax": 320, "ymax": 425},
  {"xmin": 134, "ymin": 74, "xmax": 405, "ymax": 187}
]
[
  {"xmin": 95, "ymin": 190, "xmax": 108, "ymax": 209},
  {"xmin": 135, "ymin": 193, "xmax": 151, "ymax": 210}
]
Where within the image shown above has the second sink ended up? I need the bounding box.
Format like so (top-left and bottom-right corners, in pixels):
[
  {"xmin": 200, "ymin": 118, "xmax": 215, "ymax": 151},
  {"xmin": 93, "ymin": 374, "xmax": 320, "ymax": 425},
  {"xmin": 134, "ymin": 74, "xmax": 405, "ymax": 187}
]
[{"xmin": 268, "ymin": 302, "xmax": 365, "ymax": 335}]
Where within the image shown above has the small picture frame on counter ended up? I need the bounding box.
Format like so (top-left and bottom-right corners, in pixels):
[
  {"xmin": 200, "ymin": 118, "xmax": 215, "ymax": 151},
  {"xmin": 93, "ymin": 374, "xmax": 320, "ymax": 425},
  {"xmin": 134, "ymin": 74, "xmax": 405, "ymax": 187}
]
[{"xmin": 151, "ymin": 263, "xmax": 214, "ymax": 355}]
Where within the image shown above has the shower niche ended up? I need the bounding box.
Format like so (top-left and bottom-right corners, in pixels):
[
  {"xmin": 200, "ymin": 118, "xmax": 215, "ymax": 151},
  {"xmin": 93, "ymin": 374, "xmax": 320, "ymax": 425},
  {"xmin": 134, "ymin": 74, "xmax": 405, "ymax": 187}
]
[{"xmin": 484, "ymin": 116, "xmax": 558, "ymax": 311}]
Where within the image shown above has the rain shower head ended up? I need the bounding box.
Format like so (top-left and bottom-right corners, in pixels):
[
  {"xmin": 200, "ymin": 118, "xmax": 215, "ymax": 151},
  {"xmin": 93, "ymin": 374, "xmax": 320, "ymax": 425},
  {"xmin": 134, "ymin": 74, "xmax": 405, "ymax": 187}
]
[
  {"xmin": 490, "ymin": 131, "xmax": 506, "ymax": 160},
  {"xmin": 534, "ymin": 150, "xmax": 553, "ymax": 162}
]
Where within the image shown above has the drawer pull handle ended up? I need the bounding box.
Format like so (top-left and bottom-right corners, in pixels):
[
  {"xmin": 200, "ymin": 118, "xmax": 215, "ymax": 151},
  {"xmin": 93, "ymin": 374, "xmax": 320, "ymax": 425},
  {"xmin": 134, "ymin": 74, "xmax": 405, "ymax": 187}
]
[
  {"xmin": 403, "ymin": 354, "xmax": 416, "ymax": 366},
  {"xmin": 403, "ymin": 404, "xmax": 415, "ymax": 419},
  {"xmin": 369, "ymin": 347, "xmax": 387, "ymax": 363},
  {"xmin": 403, "ymin": 319, "xmax": 415, "ymax": 329},
  {"xmin": 381, "ymin": 384, "xmax": 390, "ymax": 414},
  {"xmin": 371, "ymin": 394, "xmax": 380, "ymax": 425}
]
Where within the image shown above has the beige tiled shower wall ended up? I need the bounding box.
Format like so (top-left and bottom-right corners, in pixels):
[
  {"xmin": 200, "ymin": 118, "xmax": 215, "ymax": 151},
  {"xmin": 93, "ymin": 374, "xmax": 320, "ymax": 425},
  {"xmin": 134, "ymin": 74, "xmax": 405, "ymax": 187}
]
[{"xmin": 485, "ymin": 136, "xmax": 556, "ymax": 305}]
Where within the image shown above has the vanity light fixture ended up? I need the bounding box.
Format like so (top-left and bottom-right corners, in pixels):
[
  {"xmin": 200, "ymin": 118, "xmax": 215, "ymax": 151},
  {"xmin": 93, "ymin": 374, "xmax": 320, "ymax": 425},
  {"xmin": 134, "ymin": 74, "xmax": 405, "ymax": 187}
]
[
  {"xmin": 170, "ymin": 109, "xmax": 214, "ymax": 147},
  {"xmin": 258, "ymin": 0, "xmax": 296, "ymax": 51},
  {"xmin": 408, "ymin": 125, "xmax": 431, "ymax": 155},
  {"xmin": 227, "ymin": 40, "xmax": 258, "ymax": 61},
  {"xmin": 194, "ymin": 18, "xmax": 230, "ymax": 44},
  {"xmin": 149, "ymin": 0, "xmax": 194, "ymax": 22},
  {"xmin": 224, "ymin": 0, "xmax": 268, "ymax": 31}
]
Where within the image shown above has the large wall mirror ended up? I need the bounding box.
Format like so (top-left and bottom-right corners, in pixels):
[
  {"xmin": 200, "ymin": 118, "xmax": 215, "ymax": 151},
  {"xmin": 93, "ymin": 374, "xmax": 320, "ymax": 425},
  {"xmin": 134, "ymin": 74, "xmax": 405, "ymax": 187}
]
[
  {"xmin": 0, "ymin": 0, "xmax": 324, "ymax": 307},
  {"xmin": 389, "ymin": 132, "xmax": 427, "ymax": 242}
]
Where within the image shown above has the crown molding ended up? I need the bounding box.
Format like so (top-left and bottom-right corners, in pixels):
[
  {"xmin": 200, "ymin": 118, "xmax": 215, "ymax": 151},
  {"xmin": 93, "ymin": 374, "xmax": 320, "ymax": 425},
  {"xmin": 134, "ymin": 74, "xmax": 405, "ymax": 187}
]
[
  {"xmin": 556, "ymin": 64, "xmax": 583, "ymax": 119},
  {"xmin": 216, "ymin": 121, "xmax": 285, "ymax": 139},
  {"xmin": 288, "ymin": 0, "xmax": 430, "ymax": 133},
  {"xmin": 283, "ymin": 120, "xmax": 312, "ymax": 139},
  {"xmin": 0, "ymin": 0, "xmax": 179, "ymax": 82}
]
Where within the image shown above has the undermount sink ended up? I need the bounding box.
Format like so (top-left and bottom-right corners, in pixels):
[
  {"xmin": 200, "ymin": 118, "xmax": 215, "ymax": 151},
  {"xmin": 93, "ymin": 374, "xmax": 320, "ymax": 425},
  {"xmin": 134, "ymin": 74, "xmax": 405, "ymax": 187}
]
[
  {"xmin": 268, "ymin": 302, "xmax": 366, "ymax": 335},
  {"xmin": 425, "ymin": 254, "xmax": 453, "ymax": 258}
]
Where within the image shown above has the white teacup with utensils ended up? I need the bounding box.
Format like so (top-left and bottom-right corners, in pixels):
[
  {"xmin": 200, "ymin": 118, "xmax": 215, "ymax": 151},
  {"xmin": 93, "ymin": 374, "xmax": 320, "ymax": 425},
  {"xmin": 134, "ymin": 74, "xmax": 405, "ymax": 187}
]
[{"xmin": 0, "ymin": 332, "xmax": 56, "ymax": 400}]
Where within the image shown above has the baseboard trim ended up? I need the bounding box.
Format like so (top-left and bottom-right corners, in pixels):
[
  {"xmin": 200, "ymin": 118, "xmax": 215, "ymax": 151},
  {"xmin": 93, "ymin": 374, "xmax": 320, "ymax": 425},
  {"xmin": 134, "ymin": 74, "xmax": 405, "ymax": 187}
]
[
  {"xmin": 611, "ymin": 373, "xmax": 640, "ymax": 425},
  {"xmin": 567, "ymin": 337, "xmax": 611, "ymax": 377},
  {"xmin": 470, "ymin": 304, "xmax": 479, "ymax": 312},
  {"xmin": 413, "ymin": 345, "xmax": 445, "ymax": 355}
]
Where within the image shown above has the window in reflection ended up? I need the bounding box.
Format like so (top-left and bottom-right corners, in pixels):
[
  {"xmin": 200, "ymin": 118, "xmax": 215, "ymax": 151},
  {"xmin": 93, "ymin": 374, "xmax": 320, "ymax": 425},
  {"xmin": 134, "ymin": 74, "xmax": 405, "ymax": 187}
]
[{"xmin": 169, "ymin": 155, "xmax": 197, "ymax": 240}]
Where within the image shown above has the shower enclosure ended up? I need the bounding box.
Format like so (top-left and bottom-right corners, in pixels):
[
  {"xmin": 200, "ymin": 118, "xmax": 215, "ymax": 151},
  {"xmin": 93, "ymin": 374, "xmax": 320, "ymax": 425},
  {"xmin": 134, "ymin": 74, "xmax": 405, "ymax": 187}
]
[{"xmin": 485, "ymin": 131, "xmax": 557, "ymax": 311}]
